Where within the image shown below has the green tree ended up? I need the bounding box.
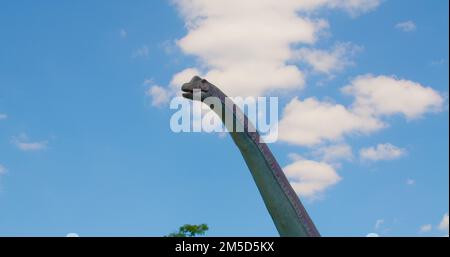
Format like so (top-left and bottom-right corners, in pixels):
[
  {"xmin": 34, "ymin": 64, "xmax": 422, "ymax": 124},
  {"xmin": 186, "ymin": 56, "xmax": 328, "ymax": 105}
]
[{"xmin": 167, "ymin": 224, "xmax": 209, "ymax": 237}]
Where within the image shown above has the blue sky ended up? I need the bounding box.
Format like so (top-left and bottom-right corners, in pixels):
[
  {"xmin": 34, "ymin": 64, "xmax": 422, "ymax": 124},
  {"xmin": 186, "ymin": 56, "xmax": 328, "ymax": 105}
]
[{"xmin": 0, "ymin": 0, "xmax": 448, "ymax": 237}]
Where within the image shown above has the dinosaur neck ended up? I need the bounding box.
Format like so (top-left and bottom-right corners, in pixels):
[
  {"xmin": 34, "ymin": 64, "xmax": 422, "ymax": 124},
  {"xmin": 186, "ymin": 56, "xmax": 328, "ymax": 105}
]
[{"xmin": 208, "ymin": 86, "xmax": 320, "ymax": 237}]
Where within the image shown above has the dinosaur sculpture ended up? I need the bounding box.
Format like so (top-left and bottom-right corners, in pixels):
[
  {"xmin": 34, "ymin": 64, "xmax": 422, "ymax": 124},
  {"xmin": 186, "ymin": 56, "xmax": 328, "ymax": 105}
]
[{"xmin": 181, "ymin": 76, "xmax": 320, "ymax": 237}]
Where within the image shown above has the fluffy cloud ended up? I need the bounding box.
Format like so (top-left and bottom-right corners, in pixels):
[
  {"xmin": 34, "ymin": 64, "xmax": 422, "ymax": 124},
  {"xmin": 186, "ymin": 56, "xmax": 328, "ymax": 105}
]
[
  {"xmin": 168, "ymin": 0, "xmax": 381, "ymax": 97},
  {"xmin": 342, "ymin": 75, "xmax": 444, "ymax": 119},
  {"xmin": 438, "ymin": 213, "xmax": 449, "ymax": 231},
  {"xmin": 278, "ymin": 75, "xmax": 444, "ymax": 146},
  {"xmin": 278, "ymin": 97, "xmax": 384, "ymax": 146},
  {"xmin": 395, "ymin": 21, "xmax": 416, "ymax": 32},
  {"xmin": 283, "ymin": 159, "xmax": 341, "ymax": 198},
  {"xmin": 174, "ymin": 5, "xmax": 319, "ymax": 96},
  {"xmin": 293, "ymin": 43, "xmax": 361, "ymax": 75},
  {"xmin": 366, "ymin": 233, "xmax": 379, "ymax": 237},
  {"xmin": 147, "ymin": 85, "xmax": 171, "ymax": 107},
  {"xmin": 66, "ymin": 233, "xmax": 79, "ymax": 237},
  {"xmin": 359, "ymin": 143, "xmax": 406, "ymax": 161},
  {"xmin": 12, "ymin": 134, "xmax": 48, "ymax": 152},
  {"xmin": 285, "ymin": 145, "xmax": 351, "ymax": 198}
]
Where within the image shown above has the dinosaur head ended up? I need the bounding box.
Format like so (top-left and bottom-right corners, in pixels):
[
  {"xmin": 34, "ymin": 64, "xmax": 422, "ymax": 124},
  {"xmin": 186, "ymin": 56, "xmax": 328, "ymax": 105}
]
[{"xmin": 181, "ymin": 76, "xmax": 213, "ymax": 101}]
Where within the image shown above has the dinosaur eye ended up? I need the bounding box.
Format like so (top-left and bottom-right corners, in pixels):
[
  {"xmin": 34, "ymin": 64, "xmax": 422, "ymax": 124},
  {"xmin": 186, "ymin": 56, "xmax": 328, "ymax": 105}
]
[{"xmin": 210, "ymin": 104, "xmax": 214, "ymax": 109}]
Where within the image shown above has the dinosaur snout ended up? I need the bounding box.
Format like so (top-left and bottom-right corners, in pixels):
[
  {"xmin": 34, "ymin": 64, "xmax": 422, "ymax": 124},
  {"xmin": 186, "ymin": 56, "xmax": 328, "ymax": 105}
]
[
  {"xmin": 181, "ymin": 76, "xmax": 210, "ymax": 100},
  {"xmin": 181, "ymin": 82, "xmax": 193, "ymax": 93}
]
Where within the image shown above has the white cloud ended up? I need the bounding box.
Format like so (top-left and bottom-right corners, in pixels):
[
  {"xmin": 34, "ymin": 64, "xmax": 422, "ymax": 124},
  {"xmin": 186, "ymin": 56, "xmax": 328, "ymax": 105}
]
[
  {"xmin": 375, "ymin": 219, "xmax": 384, "ymax": 230},
  {"xmin": 366, "ymin": 233, "xmax": 379, "ymax": 237},
  {"xmin": 278, "ymin": 97, "xmax": 384, "ymax": 146},
  {"xmin": 395, "ymin": 21, "xmax": 416, "ymax": 32},
  {"xmin": 438, "ymin": 213, "xmax": 449, "ymax": 231},
  {"xmin": 312, "ymin": 144, "xmax": 353, "ymax": 163},
  {"xmin": 145, "ymin": 68, "xmax": 201, "ymax": 107},
  {"xmin": 169, "ymin": 0, "xmax": 381, "ymax": 97},
  {"xmin": 278, "ymin": 75, "xmax": 444, "ymax": 147},
  {"xmin": 406, "ymin": 178, "xmax": 415, "ymax": 185},
  {"xmin": 342, "ymin": 74, "xmax": 444, "ymax": 119},
  {"xmin": 420, "ymin": 224, "xmax": 432, "ymax": 233},
  {"xmin": 147, "ymin": 85, "xmax": 171, "ymax": 107},
  {"xmin": 294, "ymin": 42, "xmax": 362, "ymax": 75},
  {"xmin": 283, "ymin": 159, "xmax": 341, "ymax": 198},
  {"xmin": 132, "ymin": 45, "xmax": 149, "ymax": 58},
  {"xmin": 66, "ymin": 233, "xmax": 79, "ymax": 237},
  {"xmin": 0, "ymin": 113, "xmax": 7, "ymax": 120},
  {"xmin": 12, "ymin": 134, "xmax": 48, "ymax": 152},
  {"xmin": 359, "ymin": 143, "xmax": 406, "ymax": 161}
]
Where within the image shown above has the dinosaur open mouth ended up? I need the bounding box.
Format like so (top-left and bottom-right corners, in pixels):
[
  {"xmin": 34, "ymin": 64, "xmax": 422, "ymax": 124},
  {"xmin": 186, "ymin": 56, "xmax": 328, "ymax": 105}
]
[
  {"xmin": 182, "ymin": 92, "xmax": 194, "ymax": 99},
  {"xmin": 181, "ymin": 87, "xmax": 194, "ymax": 99},
  {"xmin": 181, "ymin": 86, "xmax": 207, "ymax": 99}
]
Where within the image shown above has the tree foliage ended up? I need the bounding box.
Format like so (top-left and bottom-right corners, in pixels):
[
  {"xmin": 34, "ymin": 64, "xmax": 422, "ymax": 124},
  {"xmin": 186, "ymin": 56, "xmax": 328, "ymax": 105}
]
[{"xmin": 167, "ymin": 224, "xmax": 209, "ymax": 237}]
